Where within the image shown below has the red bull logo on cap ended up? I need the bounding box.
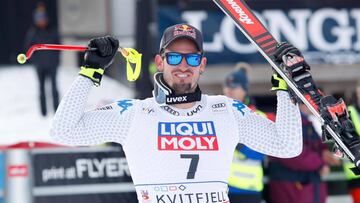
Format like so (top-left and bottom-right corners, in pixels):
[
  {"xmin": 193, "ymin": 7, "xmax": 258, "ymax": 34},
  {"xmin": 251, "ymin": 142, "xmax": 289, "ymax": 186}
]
[
  {"xmin": 173, "ymin": 24, "xmax": 196, "ymax": 38},
  {"xmin": 157, "ymin": 121, "xmax": 219, "ymax": 151}
]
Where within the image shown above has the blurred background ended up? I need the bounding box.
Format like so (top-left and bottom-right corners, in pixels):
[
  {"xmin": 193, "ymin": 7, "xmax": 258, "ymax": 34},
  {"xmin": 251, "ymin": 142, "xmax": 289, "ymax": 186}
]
[{"xmin": 1, "ymin": 0, "xmax": 360, "ymax": 202}]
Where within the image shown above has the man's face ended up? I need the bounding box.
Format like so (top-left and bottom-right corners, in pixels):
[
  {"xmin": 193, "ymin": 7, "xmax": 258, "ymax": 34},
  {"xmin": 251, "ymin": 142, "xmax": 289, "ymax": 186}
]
[
  {"xmin": 223, "ymin": 86, "xmax": 247, "ymax": 102},
  {"xmin": 35, "ymin": 18, "xmax": 48, "ymax": 29},
  {"xmin": 155, "ymin": 38, "xmax": 206, "ymax": 94}
]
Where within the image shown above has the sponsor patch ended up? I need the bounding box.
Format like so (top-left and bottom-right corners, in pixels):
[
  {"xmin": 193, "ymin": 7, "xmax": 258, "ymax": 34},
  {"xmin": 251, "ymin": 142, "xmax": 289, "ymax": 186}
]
[
  {"xmin": 161, "ymin": 106, "xmax": 180, "ymax": 116},
  {"xmin": 155, "ymin": 190, "xmax": 228, "ymax": 203},
  {"xmin": 142, "ymin": 107, "xmax": 155, "ymax": 115},
  {"xmin": 117, "ymin": 99, "xmax": 133, "ymax": 114},
  {"xmin": 153, "ymin": 185, "xmax": 186, "ymax": 192},
  {"xmin": 187, "ymin": 104, "xmax": 203, "ymax": 116},
  {"xmin": 141, "ymin": 190, "xmax": 151, "ymax": 202},
  {"xmin": 232, "ymin": 100, "xmax": 246, "ymax": 115},
  {"xmin": 173, "ymin": 24, "xmax": 196, "ymax": 38},
  {"xmin": 161, "ymin": 105, "xmax": 203, "ymax": 116},
  {"xmin": 157, "ymin": 121, "xmax": 219, "ymax": 151},
  {"xmin": 8, "ymin": 165, "xmax": 28, "ymax": 177},
  {"xmin": 96, "ymin": 105, "xmax": 113, "ymax": 111},
  {"xmin": 166, "ymin": 96, "xmax": 188, "ymax": 104},
  {"xmin": 211, "ymin": 102, "xmax": 227, "ymax": 113}
]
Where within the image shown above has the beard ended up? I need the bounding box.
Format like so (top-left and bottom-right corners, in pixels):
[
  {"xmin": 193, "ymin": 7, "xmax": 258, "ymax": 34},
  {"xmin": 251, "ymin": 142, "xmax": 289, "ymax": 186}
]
[{"xmin": 173, "ymin": 83, "xmax": 193, "ymax": 94}]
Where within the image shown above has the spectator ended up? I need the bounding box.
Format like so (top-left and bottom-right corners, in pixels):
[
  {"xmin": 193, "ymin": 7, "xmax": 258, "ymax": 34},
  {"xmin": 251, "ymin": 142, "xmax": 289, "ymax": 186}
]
[
  {"xmin": 24, "ymin": 2, "xmax": 60, "ymax": 116},
  {"xmin": 268, "ymin": 103, "xmax": 341, "ymax": 203},
  {"xmin": 343, "ymin": 80, "xmax": 360, "ymax": 203},
  {"xmin": 223, "ymin": 62, "xmax": 267, "ymax": 203}
]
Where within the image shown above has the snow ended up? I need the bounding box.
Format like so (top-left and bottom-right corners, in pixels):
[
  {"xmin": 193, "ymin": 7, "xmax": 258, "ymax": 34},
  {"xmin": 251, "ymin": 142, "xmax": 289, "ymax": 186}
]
[{"xmin": 0, "ymin": 66, "xmax": 134, "ymax": 145}]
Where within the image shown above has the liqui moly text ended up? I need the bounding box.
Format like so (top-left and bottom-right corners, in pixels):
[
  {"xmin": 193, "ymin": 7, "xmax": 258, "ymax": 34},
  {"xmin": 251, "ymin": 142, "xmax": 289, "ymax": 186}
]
[{"xmin": 158, "ymin": 121, "xmax": 219, "ymax": 151}]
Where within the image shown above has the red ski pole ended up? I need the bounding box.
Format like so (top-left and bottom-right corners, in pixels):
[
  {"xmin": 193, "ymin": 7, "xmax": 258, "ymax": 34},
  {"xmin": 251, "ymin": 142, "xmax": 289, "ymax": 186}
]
[
  {"xmin": 17, "ymin": 44, "xmax": 129, "ymax": 64},
  {"xmin": 17, "ymin": 43, "xmax": 142, "ymax": 81}
]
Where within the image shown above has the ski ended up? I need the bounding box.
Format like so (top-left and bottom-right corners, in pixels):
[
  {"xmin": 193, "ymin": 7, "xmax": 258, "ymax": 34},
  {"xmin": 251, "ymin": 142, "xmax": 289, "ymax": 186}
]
[{"xmin": 213, "ymin": 0, "xmax": 360, "ymax": 173}]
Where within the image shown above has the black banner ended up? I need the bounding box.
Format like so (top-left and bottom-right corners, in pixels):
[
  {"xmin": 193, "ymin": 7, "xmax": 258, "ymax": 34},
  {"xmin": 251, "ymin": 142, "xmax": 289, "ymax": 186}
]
[
  {"xmin": 32, "ymin": 148, "xmax": 132, "ymax": 186},
  {"xmin": 30, "ymin": 147, "xmax": 137, "ymax": 203}
]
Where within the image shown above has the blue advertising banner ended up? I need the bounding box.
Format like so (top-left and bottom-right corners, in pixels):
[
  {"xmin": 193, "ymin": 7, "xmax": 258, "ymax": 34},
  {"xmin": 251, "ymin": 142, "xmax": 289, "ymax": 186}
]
[
  {"xmin": 0, "ymin": 152, "xmax": 4, "ymax": 203},
  {"xmin": 158, "ymin": 6, "xmax": 360, "ymax": 65}
]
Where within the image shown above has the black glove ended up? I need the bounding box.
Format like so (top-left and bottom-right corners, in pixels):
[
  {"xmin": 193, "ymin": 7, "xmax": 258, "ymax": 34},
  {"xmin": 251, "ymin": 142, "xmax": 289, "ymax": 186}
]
[
  {"xmin": 272, "ymin": 42, "xmax": 302, "ymax": 63},
  {"xmin": 80, "ymin": 36, "xmax": 119, "ymax": 86},
  {"xmin": 271, "ymin": 42, "xmax": 313, "ymax": 104},
  {"xmin": 83, "ymin": 36, "xmax": 119, "ymax": 69},
  {"xmin": 272, "ymin": 42, "xmax": 310, "ymax": 80}
]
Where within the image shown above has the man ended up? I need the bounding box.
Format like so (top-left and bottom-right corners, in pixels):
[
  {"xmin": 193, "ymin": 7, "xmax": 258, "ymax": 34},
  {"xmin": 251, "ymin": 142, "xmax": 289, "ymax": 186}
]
[
  {"xmin": 268, "ymin": 103, "xmax": 340, "ymax": 203},
  {"xmin": 51, "ymin": 24, "xmax": 305, "ymax": 203},
  {"xmin": 344, "ymin": 80, "xmax": 360, "ymax": 203},
  {"xmin": 223, "ymin": 63, "xmax": 267, "ymax": 203},
  {"xmin": 24, "ymin": 2, "xmax": 60, "ymax": 116}
]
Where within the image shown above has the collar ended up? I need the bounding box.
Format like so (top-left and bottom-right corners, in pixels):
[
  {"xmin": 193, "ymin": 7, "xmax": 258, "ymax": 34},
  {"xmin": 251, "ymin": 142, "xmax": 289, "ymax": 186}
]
[
  {"xmin": 153, "ymin": 72, "xmax": 202, "ymax": 105},
  {"xmin": 159, "ymin": 95, "xmax": 206, "ymax": 116}
]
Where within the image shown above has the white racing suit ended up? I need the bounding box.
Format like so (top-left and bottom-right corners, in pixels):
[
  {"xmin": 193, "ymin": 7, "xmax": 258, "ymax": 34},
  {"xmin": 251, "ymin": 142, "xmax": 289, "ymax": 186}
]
[{"xmin": 51, "ymin": 76, "xmax": 302, "ymax": 203}]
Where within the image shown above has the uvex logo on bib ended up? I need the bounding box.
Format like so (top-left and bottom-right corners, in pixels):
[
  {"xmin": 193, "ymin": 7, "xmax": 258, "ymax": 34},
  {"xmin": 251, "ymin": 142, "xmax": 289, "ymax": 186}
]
[
  {"xmin": 166, "ymin": 96, "xmax": 187, "ymax": 103},
  {"xmin": 157, "ymin": 121, "xmax": 219, "ymax": 151}
]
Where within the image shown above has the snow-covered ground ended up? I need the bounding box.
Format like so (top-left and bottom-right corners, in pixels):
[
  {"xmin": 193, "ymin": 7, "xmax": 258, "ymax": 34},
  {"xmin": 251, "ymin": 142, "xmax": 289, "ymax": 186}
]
[{"xmin": 0, "ymin": 66, "xmax": 134, "ymax": 145}]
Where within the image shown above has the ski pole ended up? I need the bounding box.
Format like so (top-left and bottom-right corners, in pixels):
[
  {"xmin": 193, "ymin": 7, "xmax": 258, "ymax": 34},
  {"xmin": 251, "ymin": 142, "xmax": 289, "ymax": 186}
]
[
  {"xmin": 17, "ymin": 44, "xmax": 131, "ymax": 64},
  {"xmin": 17, "ymin": 44, "xmax": 142, "ymax": 81}
]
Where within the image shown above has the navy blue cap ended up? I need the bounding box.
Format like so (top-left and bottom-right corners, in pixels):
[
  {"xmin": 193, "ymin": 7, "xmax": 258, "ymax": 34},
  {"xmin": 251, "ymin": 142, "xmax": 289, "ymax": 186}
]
[
  {"xmin": 159, "ymin": 24, "xmax": 203, "ymax": 53},
  {"xmin": 224, "ymin": 63, "xmax": 250, "ymax": 92}
]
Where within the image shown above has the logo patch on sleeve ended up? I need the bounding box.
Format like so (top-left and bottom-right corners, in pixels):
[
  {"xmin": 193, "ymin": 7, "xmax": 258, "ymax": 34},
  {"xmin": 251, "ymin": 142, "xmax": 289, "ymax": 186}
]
[
  {"xmin": 117, "ymin": 99, "xmax": 133, "ymax": 114},
  {"xmin": 232, "ymin": 100, "xmax": 246, "ymax": 115},
  {"xmin": 157, "ymin": 121, "xmax": 219, "ymax": 151}
]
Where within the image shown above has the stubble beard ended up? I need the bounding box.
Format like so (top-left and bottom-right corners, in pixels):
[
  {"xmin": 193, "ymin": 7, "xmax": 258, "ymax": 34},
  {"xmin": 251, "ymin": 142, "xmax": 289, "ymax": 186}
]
[{"xmin": 173, "ymin": 83, "xmax": 193, "ymax": 94}]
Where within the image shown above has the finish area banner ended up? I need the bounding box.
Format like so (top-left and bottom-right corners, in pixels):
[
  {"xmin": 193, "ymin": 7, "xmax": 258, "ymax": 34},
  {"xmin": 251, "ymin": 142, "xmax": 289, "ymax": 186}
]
[
  {"xmin": 31, "ymin": 147, "xmax": 137, "ymax": 203},
  {"xmin": 158, "ymin": 4, "xmax": 360, "ymax": 64}
]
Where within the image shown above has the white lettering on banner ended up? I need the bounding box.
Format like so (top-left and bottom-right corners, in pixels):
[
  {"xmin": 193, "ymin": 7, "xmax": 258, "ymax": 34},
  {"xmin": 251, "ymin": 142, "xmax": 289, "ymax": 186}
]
[
  {"xmin": 41, "ymin": 158, "xmax": 129, "ymax": 182},
  {"xmin": 309, "ymin": 8, "xmax": 354, "ymax": 51},
  {"xmin": 183, "ymin": 11, "xmax": 224, "ymax": 52},
  {"xmin": 221, "ymin": 16, "xmax": 257, "ymax": 53},
  {"xmin": 42, "ymin": 167, "xmax": 64, "ymax": 182},
  {"xmin": 263, "ymin": 9, "xmax": 311, "ymax": 50},
  {"xmin": 351, "ymin": 9, "xmax": 360, "ymax": 50},
  {"xmin": 89, "ymin": 158, "xmax": 106, "ymax": 178},
  {"xmin": 183, "ymin": 8, "xmax": 360, "ymax": 54},
  {"xmin": 42, "ymin": 167, "xmax": 76, "ymax": 182},
  {"xmin": 76, "ymin": 158, "xmax": 130, "ymax": 179}
]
